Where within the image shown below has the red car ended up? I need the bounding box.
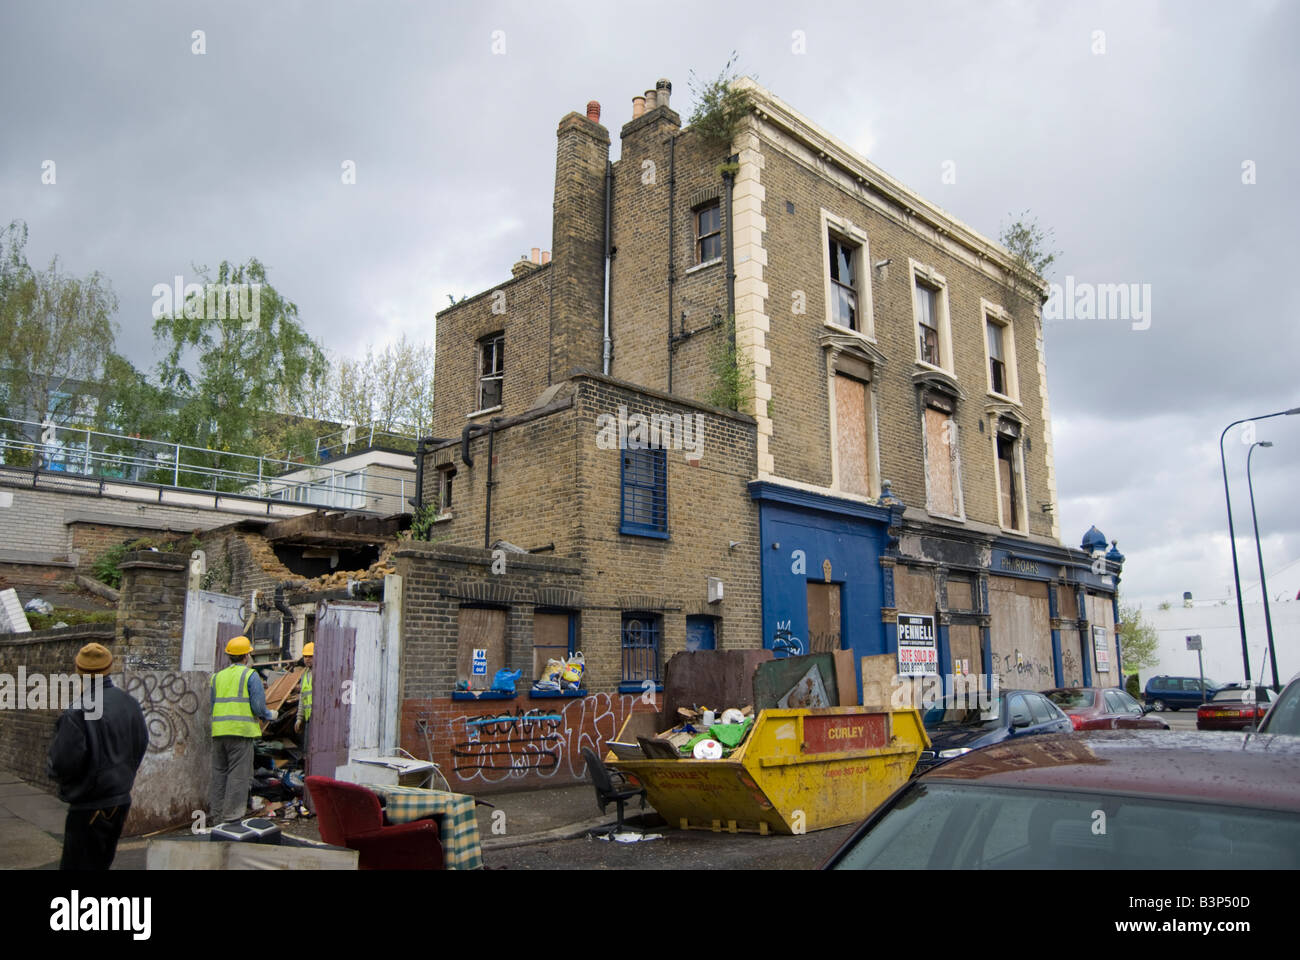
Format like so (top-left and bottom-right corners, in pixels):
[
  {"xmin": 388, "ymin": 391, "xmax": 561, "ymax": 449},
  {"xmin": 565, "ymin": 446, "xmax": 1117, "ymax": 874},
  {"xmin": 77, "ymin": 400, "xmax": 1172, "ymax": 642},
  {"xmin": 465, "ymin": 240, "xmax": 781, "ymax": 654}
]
[
  {"xmin": 1196, "ymin": 685, "xmax": 1278, "ymax": 731},
  {"xmin": 1044, "ymin": 687, "xmax": 1170, "ymax": 731}
]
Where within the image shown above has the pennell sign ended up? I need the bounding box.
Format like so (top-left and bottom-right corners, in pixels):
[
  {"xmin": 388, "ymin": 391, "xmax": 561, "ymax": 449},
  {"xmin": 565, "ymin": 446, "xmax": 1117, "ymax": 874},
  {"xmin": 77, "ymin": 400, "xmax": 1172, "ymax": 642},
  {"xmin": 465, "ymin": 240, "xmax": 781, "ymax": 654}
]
[{"xmin": 897, "ymin": 614, "xmax": 938, "ymax": 676}]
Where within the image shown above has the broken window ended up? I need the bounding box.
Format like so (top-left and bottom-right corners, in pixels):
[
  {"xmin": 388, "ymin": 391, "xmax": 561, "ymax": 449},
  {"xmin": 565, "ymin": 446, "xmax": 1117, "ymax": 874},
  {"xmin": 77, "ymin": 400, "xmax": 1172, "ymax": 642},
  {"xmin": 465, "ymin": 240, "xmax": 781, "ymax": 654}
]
[
  {"xmin": 924, "ymin": 399, "xmax": 961, "ymax": 517},
  {"xmin": 997, "ymin": 419, "xmax": 1024, "ymax": 531},
  {"xmin": 620, "ymin": 448, "xmax": 667, "ymax": 537},
  {"xmin": 987, "ymin": 319, "xmax": 1007, "ymax": 396},
  {"xmin": 478, "ymin": 333, "xmax": 504, "ymax": 411},
  {"xmin": 696, "ymin": 202, "xmax": 721, "ymax": 263},
  {"xmin": 917, "ymin": 282, "xmax": 940, "ymax": 366},
  {"xmin": 434, "ymin": 465, "xmax": 456, "ymax": 516},
  {"xmin": 621, "ymin": 612, "xmax": 661, "ymax": 691},
  {"xmin": 829, "ymin": 233, "xmax": 859, "ymax": 330}
]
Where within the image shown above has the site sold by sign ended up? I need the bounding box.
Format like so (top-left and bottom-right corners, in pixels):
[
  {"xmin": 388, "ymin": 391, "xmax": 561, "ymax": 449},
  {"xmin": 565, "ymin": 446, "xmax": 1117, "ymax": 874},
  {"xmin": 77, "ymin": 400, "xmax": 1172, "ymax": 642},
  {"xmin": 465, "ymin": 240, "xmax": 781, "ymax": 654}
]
[{"xmin": 897, "ymin": 614, "xmax": 938, "ymax": 676}]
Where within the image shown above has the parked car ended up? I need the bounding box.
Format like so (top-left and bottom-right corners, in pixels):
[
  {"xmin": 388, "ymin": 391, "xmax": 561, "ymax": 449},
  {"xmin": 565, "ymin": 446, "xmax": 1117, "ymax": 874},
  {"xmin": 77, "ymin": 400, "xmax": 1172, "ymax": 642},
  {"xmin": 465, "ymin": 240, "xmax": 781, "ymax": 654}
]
[
  {"xmin": 1045, "ymin": 687, "xmax": 1170, "ymax": 730},
  {"xmin": 823, "ymin": 730, "xmax": 1300, "ymax": 869},
  {"xmin": 1257, "ymin": 673, "xmax": 1300, "ymax": 735},
  {"xmin": 1143, "ymin": 675, "xmax": 1221, "ymax": 711},
  {"xmin": 915, "ymin": 688, "xmax": 1072, "ymax": 776},
  {"xmin": 1197, "ymin": 685, "xmax": 1278, "ymax": 731}
]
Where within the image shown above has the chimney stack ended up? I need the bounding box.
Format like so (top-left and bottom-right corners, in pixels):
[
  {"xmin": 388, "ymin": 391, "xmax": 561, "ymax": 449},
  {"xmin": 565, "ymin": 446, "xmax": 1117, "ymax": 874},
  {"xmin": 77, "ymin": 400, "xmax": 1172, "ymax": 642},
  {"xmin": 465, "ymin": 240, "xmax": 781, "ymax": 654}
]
[
  {"xmin": 550, "ymin": 103, "xmax": 610, "ymax": 382},
  {"xmin": 655, "ymin": 78, "xmax": 671, "ymax": 111}
]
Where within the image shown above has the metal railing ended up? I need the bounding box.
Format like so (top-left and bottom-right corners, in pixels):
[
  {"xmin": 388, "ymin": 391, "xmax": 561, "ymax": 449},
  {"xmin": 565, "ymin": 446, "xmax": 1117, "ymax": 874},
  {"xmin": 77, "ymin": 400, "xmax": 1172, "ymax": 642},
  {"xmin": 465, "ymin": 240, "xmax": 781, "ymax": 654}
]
[
  {"xmin": 0, "ymin": 416, "xmax": 414, "ymax": 514},
  {"xmin": 308, "ymin": 420, "xmax": 424, "ymax": 459}
]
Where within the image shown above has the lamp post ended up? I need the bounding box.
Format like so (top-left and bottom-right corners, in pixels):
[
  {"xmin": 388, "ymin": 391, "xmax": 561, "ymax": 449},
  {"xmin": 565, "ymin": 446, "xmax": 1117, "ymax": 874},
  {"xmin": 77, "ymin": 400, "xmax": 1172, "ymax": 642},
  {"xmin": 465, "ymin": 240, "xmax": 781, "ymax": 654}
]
[
  {"xmin": 1246, "ymin": 441, "xmax": 1280, "ymax": 692},
  {"xmin": 1219, "ymin": 408, "xmax": 1299, "ymax": 684}
]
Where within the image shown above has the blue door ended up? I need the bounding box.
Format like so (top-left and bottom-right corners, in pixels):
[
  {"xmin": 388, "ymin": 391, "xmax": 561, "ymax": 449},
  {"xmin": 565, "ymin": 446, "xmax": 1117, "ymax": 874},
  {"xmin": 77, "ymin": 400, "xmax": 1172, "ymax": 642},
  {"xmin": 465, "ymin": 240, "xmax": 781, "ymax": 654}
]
[{"xmin": 686, "ymin": 616, "xmax": 716, "ymax": 652}]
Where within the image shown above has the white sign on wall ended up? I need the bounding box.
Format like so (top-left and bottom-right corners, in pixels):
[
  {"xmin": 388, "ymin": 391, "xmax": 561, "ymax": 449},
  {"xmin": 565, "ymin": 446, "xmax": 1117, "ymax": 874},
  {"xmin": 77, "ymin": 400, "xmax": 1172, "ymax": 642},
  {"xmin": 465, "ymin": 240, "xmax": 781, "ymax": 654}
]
[
  {"xmin": 897, "ymin": 614, "xmax": 939, "ymax": 676},
  {"xmin": 1093, "ymin": 624, "xmax": 1110, "ymax": 672}
]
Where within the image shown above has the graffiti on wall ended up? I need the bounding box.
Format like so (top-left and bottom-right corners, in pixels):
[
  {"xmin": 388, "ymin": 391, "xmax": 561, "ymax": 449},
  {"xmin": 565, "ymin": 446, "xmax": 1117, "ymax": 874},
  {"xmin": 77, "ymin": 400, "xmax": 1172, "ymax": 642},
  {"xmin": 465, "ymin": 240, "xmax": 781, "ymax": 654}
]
[
  {"xmin": 448, "ymin": 692, "xmax": 635, "ymax": 785},
  {"xmin": 1062, "ymin": 648, "xmax": 1081, "ymax": 684},
  {"xmin": 998, "ymin": 650, "xmax": 1054, "ymax": 683},
  {"xmin": 124, "ymin": 671, "xmax": 204, "ymax": 752}
]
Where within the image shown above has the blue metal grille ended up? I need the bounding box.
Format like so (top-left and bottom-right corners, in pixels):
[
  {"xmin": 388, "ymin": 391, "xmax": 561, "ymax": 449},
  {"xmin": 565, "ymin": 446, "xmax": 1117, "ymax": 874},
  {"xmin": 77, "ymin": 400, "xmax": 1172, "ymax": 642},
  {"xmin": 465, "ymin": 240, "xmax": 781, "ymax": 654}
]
[
  {"xmin": 620, "ymin": 448, "xmax": 667, "ymax": 536},
  {"xmin": 621, "ymin": 614, "xmax": 661, "ymax": 687}
]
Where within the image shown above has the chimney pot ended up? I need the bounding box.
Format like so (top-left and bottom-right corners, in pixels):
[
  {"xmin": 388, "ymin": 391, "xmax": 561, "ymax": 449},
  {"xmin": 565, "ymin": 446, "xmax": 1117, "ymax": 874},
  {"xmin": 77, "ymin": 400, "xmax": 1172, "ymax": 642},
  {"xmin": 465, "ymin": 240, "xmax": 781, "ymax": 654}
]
[
  {"xmin": 656, "ymin": 78, "xmax": 671, "ymax": 110},
  {"xmin": 632, "ymin": 95, "xmax": 645, "ymax": 119},
  {"xmin": 586, "ymin": 100, "xmax": 601, "ymax": 123},
  {"xmin": 541, "ymin": 250, "xmax": 551, "ymax": 264},
  {"xmin": 531, "ymin": 247, "xmax": 540, "ymax": 264},
  {"xmin": 645, "ymin": 88, "xmax": 657, "ymax": 110}
]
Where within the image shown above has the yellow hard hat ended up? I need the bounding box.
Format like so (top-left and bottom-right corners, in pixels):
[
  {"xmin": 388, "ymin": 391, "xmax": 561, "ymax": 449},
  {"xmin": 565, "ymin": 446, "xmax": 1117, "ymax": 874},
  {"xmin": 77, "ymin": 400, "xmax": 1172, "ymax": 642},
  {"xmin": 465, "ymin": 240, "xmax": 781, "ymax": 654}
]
[
  {"xmin": 225, "ymin": 635, "xmax": 253, "ymax": 656},
  {"xmin": 302, "ymin": 643, "xmax": 315, "ymax": 658}
]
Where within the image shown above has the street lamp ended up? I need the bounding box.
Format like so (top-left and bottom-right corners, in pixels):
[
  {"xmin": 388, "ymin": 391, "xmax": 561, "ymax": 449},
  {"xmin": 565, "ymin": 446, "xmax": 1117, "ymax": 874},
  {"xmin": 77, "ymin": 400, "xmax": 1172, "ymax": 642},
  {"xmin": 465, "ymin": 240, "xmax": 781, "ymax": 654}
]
[
  {"xmin": 1246, "ymin": 441, "xmax": 1280, "ymax": 692},
  {"xmin": 1219, "ymin": 408, "xmax": 1300, "ymax": 684}
]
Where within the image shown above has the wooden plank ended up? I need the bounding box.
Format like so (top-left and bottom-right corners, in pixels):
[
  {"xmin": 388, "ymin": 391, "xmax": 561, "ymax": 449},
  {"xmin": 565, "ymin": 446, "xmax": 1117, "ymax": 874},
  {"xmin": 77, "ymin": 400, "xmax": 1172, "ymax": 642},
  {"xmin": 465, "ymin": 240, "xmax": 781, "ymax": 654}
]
[
  {"xmin": 265, "ymin": 667, "xmax": 305, "ymax": 712},
  {"xmin": 834, "ymin": 375, "xmax": 870, "ymax": 496},
  {"xmin": 457, "ymin": 608, "xmax": 506, "ymax": 691}
]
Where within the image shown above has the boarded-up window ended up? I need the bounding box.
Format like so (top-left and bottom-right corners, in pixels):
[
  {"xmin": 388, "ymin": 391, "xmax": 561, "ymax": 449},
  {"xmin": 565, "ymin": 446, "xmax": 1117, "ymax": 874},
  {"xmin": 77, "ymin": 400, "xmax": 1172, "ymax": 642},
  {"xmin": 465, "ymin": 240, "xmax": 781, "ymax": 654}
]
[
  {"xmin": 946, "ymin": 576, "xmax": 974, "ymax": 612},
  {"xmin": 835, "ymin": 374, "xmax": 870, "ymax": 496},
  {"xmin": 533, "ymin": 612, "xmax": 572, "ymax": 682},
  {"xmin": 949, "ymin": 624, "xmax": 982, "ymax": 676},
  {"xmin": 925, "ymin": 406, "xmax": 958, "ymax": 515},
  {"xmin": 807, "ymin": 582, "xmax": 842, "ymax": 653},
  {"xmin": 457, "ymin": 607, "xmax": 506, "ymax": 692},
  {"xmin": 988, "ymin": 577, "xmax": 1054, "ymax": 690}
]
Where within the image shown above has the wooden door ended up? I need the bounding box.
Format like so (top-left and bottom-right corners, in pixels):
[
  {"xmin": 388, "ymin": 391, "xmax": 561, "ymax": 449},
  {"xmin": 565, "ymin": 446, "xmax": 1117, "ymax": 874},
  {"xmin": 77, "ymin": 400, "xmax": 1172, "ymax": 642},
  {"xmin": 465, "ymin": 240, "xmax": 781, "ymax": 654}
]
[{"xmin": 807, "ymin": 582, "xmax": 842, "ymax": 654}]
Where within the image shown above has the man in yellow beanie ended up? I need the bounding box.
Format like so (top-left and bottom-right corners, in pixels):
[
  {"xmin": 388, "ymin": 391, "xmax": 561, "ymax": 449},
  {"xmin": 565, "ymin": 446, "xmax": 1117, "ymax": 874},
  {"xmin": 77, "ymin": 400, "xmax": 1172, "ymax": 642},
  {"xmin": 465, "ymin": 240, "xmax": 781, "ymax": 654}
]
[
  {"xmin": 210, "ymin": 636, "xmax": 276, "ymax": 824},
  {"xmin": 46, "ymin": 642, "xmax": 147, "ymax": 870}
]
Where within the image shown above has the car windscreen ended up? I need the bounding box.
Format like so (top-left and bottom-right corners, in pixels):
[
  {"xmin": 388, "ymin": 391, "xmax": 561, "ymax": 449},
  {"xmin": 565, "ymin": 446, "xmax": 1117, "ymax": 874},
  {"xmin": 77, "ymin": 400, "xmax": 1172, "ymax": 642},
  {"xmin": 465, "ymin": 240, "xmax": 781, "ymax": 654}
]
[
  {"xmin": 830, "ymin": 783, "xmax": 1300, "ymax": 870},
  {"xmin": 1259, "ymin": 683, "xmax": 1300, "ymax": 735},
  {"xmin": 1047, "ymin": 690, "xmax": 1094, "ymax": 710},
  {"xmin": 924, "ymin": 699, "xmax": 1002, "ymax": 728},
  {"xmin": 1211, "ymin": 688, "xmax": 1258, "ymax": 703}
]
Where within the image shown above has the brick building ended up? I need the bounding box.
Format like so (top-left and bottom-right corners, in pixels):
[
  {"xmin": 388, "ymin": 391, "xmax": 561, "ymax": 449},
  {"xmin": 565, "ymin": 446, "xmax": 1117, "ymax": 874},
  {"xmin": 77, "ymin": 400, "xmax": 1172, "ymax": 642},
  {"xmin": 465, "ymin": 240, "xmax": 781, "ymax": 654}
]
[{"xmin": 418, "ymin": 77, "xmax": 1125, "ymax": 708}]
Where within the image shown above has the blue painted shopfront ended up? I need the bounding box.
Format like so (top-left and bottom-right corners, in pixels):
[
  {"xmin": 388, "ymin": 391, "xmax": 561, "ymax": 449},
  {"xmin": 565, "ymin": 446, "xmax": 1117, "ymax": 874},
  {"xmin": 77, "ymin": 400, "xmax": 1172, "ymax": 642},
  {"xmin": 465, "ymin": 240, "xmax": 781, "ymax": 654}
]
[{"xmin": 750, "ymin": 482, "xmax": 892, "ymax": 700}]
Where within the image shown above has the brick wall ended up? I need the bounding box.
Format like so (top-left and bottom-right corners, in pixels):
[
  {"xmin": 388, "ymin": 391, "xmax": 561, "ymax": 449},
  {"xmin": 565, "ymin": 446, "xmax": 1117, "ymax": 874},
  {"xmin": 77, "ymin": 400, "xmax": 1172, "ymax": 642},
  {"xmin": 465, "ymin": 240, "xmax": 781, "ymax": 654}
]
[
  {"xmin": 195, "ymin": 526, "xmax": 299, "ymax": 599},
  {"xmin": 70, "ymin": 522, "xmax": 191, "ymax": 575},
  {"xmin": 0, "ymin": 624, "xmax": 115, "ymax": 786},
  {"xmin": 115, "ymin": 551, "xmax": 189, "ymax": 670}
]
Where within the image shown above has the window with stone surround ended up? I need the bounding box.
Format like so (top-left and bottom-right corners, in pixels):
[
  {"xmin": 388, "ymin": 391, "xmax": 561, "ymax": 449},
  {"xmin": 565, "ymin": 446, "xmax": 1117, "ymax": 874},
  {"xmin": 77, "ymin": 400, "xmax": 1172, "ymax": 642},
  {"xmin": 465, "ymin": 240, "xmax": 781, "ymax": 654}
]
[
  {"xmin": 821, "ymin": 210, "xmax": 874, "ymax": 338},
  {"xmin": 910, "ymin": 261, "xmax": 953, "ymax": 373},
  {"xmin": 994, "ymin": 417, "xmax": 1028, "ymax": 533},
  {"xmin": 982, "ymin": 301, "xmax": 1020, "ymax": 402}
]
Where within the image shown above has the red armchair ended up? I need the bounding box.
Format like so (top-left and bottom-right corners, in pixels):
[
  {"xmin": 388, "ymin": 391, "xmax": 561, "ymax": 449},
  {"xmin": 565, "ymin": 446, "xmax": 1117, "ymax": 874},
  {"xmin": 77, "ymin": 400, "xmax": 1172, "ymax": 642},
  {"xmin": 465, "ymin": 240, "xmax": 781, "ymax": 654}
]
[{"xmin": 306, "ymin": 776, "xmax": 444, "ymax": 870}]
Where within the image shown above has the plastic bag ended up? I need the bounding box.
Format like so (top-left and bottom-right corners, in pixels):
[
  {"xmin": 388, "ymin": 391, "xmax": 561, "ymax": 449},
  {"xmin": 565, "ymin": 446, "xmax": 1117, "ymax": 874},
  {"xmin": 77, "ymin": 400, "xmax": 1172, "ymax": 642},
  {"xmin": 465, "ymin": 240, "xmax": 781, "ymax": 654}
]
[
  {"xmin": 562, "ymin": 652, "xmax": 586, "ymax": 684},
  {"xmin": 492, "ymin": 668, "xmax": 522, "ymax": 694},
  {"xmin": 539, "ymin": 658, "xmax": 566, "ymax": 684}
]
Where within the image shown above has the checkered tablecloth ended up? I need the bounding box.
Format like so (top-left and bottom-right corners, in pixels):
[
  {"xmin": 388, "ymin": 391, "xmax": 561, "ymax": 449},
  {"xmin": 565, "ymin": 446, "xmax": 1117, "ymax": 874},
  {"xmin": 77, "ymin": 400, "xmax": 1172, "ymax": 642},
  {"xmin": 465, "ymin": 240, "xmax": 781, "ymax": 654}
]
[{"xmin": 365, "ymin": 784, "xmax": 483, "ymax": 870}]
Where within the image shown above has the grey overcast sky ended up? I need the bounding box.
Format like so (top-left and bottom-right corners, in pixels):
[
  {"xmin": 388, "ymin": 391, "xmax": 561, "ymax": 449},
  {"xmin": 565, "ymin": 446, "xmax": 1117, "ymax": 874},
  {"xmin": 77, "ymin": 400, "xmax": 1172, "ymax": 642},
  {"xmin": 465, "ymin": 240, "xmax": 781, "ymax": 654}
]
[{"xmin": 1, "ymin": 0, "xmax": 1296, "ymax": 610}]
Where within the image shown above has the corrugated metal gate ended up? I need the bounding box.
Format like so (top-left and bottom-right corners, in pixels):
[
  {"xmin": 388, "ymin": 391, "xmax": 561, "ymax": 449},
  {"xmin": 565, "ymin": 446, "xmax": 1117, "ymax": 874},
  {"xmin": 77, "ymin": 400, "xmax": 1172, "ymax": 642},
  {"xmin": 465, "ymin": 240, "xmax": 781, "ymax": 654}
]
[{"xmin": 307, "ymin": 600, "xmax": 383, "ymax": 778}]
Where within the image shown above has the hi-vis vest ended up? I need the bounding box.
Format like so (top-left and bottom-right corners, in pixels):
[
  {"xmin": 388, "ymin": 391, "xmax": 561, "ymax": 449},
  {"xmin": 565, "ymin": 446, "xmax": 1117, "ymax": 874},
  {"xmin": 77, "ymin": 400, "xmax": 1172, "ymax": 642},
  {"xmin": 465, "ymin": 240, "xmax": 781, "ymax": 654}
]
[
  {"xmin": 211, "ymin": 665, "xmax": 262, "ymax": 738},
  {"xmin": 300, "ymin": 670, "xmax": 312, "ymax": 722}
]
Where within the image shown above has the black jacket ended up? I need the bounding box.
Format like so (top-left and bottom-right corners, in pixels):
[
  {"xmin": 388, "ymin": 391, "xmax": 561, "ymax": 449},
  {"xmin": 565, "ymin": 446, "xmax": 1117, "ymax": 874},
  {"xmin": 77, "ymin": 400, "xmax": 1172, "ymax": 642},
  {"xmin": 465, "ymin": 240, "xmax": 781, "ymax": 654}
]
[{"xmin": 46, "ymin": 678, "xmax": 148, "ymax": 810}]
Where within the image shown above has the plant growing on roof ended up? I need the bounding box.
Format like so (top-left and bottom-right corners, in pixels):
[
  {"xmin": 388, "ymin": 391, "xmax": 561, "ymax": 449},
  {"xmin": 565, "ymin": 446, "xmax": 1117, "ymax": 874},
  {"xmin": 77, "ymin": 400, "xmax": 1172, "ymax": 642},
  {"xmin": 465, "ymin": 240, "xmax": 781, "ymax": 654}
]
[
  {"xmin": 688, "ymin": 52, "xmax": 753, "ymax": 153},
  {"xmin": 998, "ymin": 211, "xmax": 1061, "ymax": 304}
]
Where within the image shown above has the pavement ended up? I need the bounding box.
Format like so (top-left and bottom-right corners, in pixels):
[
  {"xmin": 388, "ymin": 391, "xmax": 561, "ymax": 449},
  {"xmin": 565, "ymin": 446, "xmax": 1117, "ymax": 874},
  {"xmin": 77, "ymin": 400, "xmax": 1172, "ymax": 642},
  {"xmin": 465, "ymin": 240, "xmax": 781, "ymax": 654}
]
[{"xmin": 0, "ymin": 767, "xmax": 620, "ymax": 870}]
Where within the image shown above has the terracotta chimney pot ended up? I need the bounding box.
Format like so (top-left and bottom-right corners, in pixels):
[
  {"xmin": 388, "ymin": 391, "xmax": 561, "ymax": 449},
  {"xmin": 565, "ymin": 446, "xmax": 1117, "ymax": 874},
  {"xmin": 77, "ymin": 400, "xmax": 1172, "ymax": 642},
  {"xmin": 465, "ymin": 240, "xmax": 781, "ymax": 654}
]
[{"xmin": 586, "ymin": 100, "xmax": 601, "ymax": 123}]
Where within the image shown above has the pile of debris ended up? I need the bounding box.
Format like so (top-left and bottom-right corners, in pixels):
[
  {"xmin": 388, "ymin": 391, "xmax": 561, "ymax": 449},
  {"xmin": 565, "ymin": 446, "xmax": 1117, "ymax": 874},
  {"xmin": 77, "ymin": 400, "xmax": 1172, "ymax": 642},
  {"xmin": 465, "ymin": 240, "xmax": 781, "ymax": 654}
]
[
  {"xmin": 611, "ymin": 705, "xmax": 756, "ymax": 760},
  {"xmin": 248, "ymin": 663, "xmax": 313, "ymax": 821},
  {"xmin": 296, "ymin": 543, "xmax": 398, "ymax": 591}
]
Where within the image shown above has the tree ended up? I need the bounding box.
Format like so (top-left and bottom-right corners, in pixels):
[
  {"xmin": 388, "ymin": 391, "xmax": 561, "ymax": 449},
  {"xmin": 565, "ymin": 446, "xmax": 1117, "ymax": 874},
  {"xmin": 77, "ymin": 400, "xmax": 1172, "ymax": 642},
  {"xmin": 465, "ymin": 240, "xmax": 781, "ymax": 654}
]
[
  {"xmin": 1118, "ymin": 601, "xmax": 1160, "ymax": 675},
  {"xmin": 0, "ymin": 220, "xmax": 119, "ymax": 446},
  {"xmin": 998, "ymin": 210, "xmax": 1060, "ymax": 303},
  {"xmin": 152, "ymin": 258, "xmax": 326, "ymax": 481}
]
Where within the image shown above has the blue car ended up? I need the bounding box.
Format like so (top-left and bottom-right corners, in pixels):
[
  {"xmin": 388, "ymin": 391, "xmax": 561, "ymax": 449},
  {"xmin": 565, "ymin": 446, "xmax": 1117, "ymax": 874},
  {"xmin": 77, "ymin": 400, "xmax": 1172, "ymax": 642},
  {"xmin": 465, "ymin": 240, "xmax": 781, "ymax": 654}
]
[
  {"xmin": 1143, "ymin": 675, "xmax": 1221, "ymax": 712},
  {"xmin": 915, "ymin": 688, "xmax": 1072, "ymax": 776}
]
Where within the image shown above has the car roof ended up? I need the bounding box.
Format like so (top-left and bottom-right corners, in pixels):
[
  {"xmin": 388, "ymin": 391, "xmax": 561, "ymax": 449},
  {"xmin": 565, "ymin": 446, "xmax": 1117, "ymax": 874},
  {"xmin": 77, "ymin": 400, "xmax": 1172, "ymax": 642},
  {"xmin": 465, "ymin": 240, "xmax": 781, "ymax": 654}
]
[{"xmin": 921, "ymin": 730, "xmax": 1300, "ymax": 813}]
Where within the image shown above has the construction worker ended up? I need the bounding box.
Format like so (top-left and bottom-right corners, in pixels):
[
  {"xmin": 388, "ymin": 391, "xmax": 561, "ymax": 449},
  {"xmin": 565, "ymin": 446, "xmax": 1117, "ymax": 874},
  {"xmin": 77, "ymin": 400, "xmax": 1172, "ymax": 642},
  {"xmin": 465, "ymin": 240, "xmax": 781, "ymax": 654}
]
[
  {"xmin": 46, "ymin": 642, "xmax": 147, "ymax": 870},
  {"xmin": 294, "ymin": 642, "xmax": 313, "ymax": 766},
  {"xmin": 209, "ymin": 636, "xmax": 276, "ymax": 825}
]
